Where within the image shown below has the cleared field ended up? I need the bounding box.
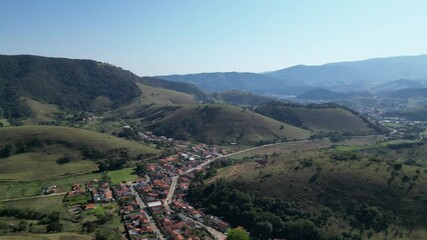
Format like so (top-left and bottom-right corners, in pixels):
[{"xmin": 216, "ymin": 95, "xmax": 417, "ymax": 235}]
[
  {"xmin": 0, "ymin": 233, "xmax": 93, "ymax": 240},
  {"xmin": 0, "ymin": 150, "xmax": 97, "ymax": 181},
  {"xmin": 229, "ymin": 135, "xmax": 385, "ymax": 160},
  {"xmin": 108, "ymin": 167, "xmax": 138, "ymax": 184},
  {"xmin": 22, "ymin": 98, "xmax": 59, "ymax": 125},
  {"xmin": 0, "ymin": 172, "xmax": 100, "ymax": 200},
  {"xmin": 0, "ymin": 125, "xmax": 160, "ymax": 157},
  {"xmin": 0, "ymin": 194, "xmax": 65, "ymax": 214}
]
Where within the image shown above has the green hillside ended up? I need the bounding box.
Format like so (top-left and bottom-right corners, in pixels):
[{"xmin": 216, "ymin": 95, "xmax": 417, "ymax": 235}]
[
  {"xmin": 138, "ymin": 77, "xmax": 212, "ymax": 102},
  {"xmin": 0, "ymin": 126, "xmax": 160, "ymax": 180},
  {"xmin": 0, "ymin": 54, "xmax": 141, "ymax": 120},
  {"xmin": 215, "ymin": 90, "xmax": 276, "ymax": 106},
  {"xmin": 148, "ymin": 104, "xmax": 311, "ymax": 144},
  {"xmin": 115, "ymin": 83, "xmax": 196, "ymax": 118},
  {"xmin": 255, "ymin": 102, "xmax": 378, "ymax": 135},
  {"xmin": 190, "ymin": 138, "xmax": 427, "ymax": 239}
]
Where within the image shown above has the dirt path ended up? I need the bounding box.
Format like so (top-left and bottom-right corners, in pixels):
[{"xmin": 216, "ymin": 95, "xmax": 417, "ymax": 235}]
[{"xmin": 0, "ymin": 192, "xmax": 66, "ymax": 202}]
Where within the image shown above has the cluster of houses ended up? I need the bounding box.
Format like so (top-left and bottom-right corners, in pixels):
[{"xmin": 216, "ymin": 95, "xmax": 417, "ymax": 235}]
[
  {"xmin": 66, "ymin": 179, "xmax": 114, "ymax": 211},
  {"xmin": 138, "ymin": 131, "xmax": 174, "ymax": 146},
  {"xmin": 63, "ymin": 129, "xmax": 232, "ymax": 239},
  {"xmin": 113, "ymin": 183, "xmax": 155, "ymax": 239},
  {"xmin": 132, "ymin": 142, "xmax": 230, "ymax": 238},
  {"xmin": 132, "ymin": 178, "xmax": 213, "ymax": 240}
]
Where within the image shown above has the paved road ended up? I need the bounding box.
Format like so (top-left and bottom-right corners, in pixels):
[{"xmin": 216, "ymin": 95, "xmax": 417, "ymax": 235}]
[
  {"xmin": 183, "ymin": 138, "xmax": 332, "ymax": 175},
  {"xmin": 130, "ymin": 185, "xmax": 165, "ymax": 240},
  {"xmin": 164, "ymin": 176, "xmax": 178, "ymax": 211}
]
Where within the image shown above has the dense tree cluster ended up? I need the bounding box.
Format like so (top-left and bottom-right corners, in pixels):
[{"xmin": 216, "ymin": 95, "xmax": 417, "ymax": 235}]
[
  {"xmin": 189, "ymin": 180, "xmax": 323, "ymax": 240},
  {"xmin": 255, "ymin": 102, "xmax": 304, "ymax": 127}
]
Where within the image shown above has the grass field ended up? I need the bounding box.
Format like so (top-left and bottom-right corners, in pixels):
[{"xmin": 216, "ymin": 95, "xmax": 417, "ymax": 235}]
[
  {"xmin": 229, "ymin": 136, "xmax": 385, "ymax": 160},
  {"xmin": 0, "ymin": 150, "xmax": 97, "ymax": 181},
  {"xmin": 22, "ymin": 98, "xmax": 59, "ymax": 125},
  {"xmin": 0, "ymin": 232, "xmax": 93, "ymax": 240},
  {"xmin": 0, "ymin": 194, "xmax": 66, "ymax": 214},
  {"xmin": 0, "ymin": 125, "xmax": 160, "ymax": 157},
  {"xmin": 291, "ymin": 107, "xmax": 373, "ymax": 133},
  {"xmin": 116, "ymin": 83, "xmax": 196, "ymax": 118},
  {"xmin": 108, "ymin": 167, "xmax": 138, "ymax": 184},
  {"xmin": 0, "ymin": 172, "xmax": 100, "ymax": 200},
  {"xmin": 81, "ymin": 119, "xmax": 124, "ymax": 135},
  {"xmin": 0, "ymin": 118, "xmax": 10, "ymax": 127},
  {"xmin": 0, "ymin": 126, "xmax": 160, "ymax": 182}
]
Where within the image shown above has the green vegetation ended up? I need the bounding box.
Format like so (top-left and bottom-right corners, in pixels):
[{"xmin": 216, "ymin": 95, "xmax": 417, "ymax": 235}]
[
  {"xmin": 138, "ymin": 76, "xmax": 211, "ymax": 102},
  {"xmin": 0, "ymin": 232, "xmax": 93, "ymax": 240},
  {"xmin": 0, "ymin": 54, "xmax": 141, "ymax": 120},
  {"xmin": 215, "ymin": 90, "xmax": 275, "ymax": 106},
  {"xmin": 227, "ymin": 227, "xmax": 250, "ymax": 240},
  {"xmin": 0, "ymin": 173, "xmax": 100, "ymax": 200},
  {"xmin": 0, "ymin": 126, "xmax": 159, "ymax": 181},
  {"xmin": 255, "ymin": 102, "xmax": 379, "ymax": 135},
  {"xmin": 21, "ymin": 98, "xmax": 59, "ymax": 125},
  {"xmin": 190, "ymin": 137, "xmax": 427, "ymax": 239},
  {"xmin": 149, "ymin": 104, "xmax": 311, "ymax": 144},
  {"xmin": 0, "ymin": 125, "xmax": 160, "ymax": 157},
  {"xmin": 107, "ymin": 167, "xmax": 138, "ymax": 184}
]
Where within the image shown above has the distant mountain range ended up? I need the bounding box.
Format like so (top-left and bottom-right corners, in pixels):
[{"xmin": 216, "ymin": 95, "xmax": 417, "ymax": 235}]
[{"xmin": 156, "ymin": 55, "xmax": 427, "ymax": 96}]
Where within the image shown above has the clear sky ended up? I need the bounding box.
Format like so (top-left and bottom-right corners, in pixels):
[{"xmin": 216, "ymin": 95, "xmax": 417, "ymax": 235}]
[{"xmin": 1, "ymin": 0, "xmax": 427, "ymax": 76}]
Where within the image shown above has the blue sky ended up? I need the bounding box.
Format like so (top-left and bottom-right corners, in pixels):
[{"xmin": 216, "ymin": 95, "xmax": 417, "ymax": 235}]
[{"xmin": 1, "ymin": 0, "xmax": 427, "ymax": 75}]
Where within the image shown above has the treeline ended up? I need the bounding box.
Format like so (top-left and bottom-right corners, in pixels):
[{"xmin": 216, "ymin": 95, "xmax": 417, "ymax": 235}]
[
  {"xmin": 255, "ymin": 102, "xmax": 304, "ymax": 127},
  {"xmin": 188, "ymin": 161, "xmax": 394, "ymax": 240},
  {"xmin": 0, "ymin": 138, "xmax": 104, "ymax": 160},
  {"xmin": 188, "ymin": 180, "xmax": 363, "ymax": 240},
  {"xmin": 0, "ymin": 207, "xmax": 63, "ymax": 234}
]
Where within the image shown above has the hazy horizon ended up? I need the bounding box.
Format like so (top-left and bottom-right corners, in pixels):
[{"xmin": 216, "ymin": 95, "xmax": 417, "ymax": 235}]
[{"xmin": 1, "ymin": 0, "xmax": 427, "ymax": 76}]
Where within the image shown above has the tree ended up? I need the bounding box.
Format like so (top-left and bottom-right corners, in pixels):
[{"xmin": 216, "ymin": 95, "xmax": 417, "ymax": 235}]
[
  {"xmin": 135, "ymin": 162, "xmax": 147, "ymax": 176},
  {"xmin": 227, "ymin": 227, "xmax": 250, "ymax": 240},
  {"xmin": 83, "ymin": 221, "xmax": 96, "ymax": 233},
  {"xmin": 96, "ymin": 229, "xmax": 122, "ymax": 240},
  {"xmin": 0, "ymin": 145, "xmax": 12, "ymax": 158},
  {"xmin": 255, "ymin": 221, "xmax": 273, "ymax": 239},
  {"xmin": 46, "ymin": 222, "xmax": 63, "ymax": 232},
  {"xmin": 15, "ymin": 220, "xmax": 28, "ymax": 232},
  {"xmin": 47, "ymin": 211, "xmax": 61, "ymax": 223},
  {"xmin": 283, "ymin": 219, "xmax": 320, "ymax": 240},
  {"xmin": 101, "ymin": 171, "xmax": 111, "ymax": 183}
]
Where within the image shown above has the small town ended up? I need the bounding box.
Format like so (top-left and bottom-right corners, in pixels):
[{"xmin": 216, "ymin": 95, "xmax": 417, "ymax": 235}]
[{"xmin": 63, "ymin": 130, "xmax": 231, "ymax": 240}]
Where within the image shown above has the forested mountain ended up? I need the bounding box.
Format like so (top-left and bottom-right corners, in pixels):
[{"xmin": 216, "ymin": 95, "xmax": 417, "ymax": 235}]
[
  {"xmin": 0, "ymin": 55, "xmax": 141, "ymax": 119},
  {"xmin": 157, "ymin": 55, "xmax": 427, "ymax": 94}
]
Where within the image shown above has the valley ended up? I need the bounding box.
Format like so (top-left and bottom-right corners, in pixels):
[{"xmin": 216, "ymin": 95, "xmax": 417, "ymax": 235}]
[{"xmin": 0, "ymin": 55, "xmax": 426, "ymax": 240}]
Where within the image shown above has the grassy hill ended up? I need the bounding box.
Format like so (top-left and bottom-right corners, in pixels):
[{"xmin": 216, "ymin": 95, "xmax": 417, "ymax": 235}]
[
  {"xmin": 115, "ymin": 83, "xmax": 196, "ymax": 118},
  {"xmin": 190, "ymin": 138, "xmax": 427, "ymax": 239},
  {"xmin": 138, "ymin": 77, "xmax": 211, "ymax": 102},
  {"xmin": 0, "ymin": 126, "xmax": 160, "ymax": 181},
  {"xmin": 148, "ymin": 104, "xmax": 311, "ymax": 144},
  {"xmin": 215, "ymin": 90, "xmax": 276, "ymax": 106},
  {"xmin": 255, "ymin": 102, "xmax": 378, "ymax": 135}
]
